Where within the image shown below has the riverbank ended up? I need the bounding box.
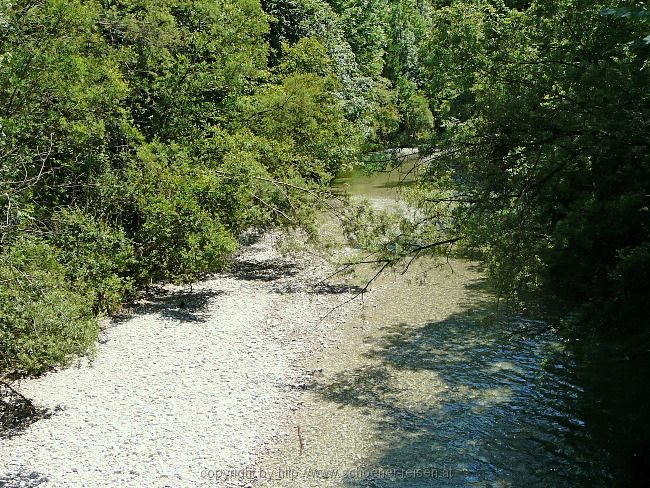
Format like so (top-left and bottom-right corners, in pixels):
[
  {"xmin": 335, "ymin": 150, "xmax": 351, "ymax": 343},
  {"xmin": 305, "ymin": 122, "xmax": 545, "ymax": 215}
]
[
  {"xmin": 249, "ymin": 254, "xmax": 619, "ymax": 488},
  {"xmin": 251, "ymin": 257, "xmax": 489, "ymax": 488},
  {"xmin": 0, "ymin": 232, "xmax": 361, "ymax": 487},
  {"xmin": 1, "ymin": 171, "xmax": 639, "ymax": 487}
]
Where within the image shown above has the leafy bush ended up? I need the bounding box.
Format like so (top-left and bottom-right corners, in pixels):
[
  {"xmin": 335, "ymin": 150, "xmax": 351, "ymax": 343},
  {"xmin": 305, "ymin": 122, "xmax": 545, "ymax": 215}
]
[
  {"xmin": 50, "ymin": 209, "xmax": 136, "ymax": 314},
  {"xmin": 415, "ymin": 0, "xmax": 650, "ymax": 326},
  {"xmin": 126, "ymin": 144, "xmax": 238, "ymax": 284},
  {"xmin": 0, "ymin": 0, "xmax": 436, "ymax": 378},
  {"xmin": 0, "ymin": 238, "xmax": 98, "ymax": 376}
]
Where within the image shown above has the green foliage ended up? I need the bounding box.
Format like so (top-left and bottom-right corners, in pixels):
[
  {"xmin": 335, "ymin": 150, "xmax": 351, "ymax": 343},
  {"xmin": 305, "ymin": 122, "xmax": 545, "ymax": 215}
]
[
  {"xmin": 244, "ymin": 71, "xmax": 358, "ymax": 177},
  {"xmin": 410, "ymin": 0, "xmax": 650, "ymax": 326},
  {"xmin": 336, "ymin": 0, "xmax": 388, "ymax": 78},
  {"xmin": 0, "ymin": 0, "xmax": 132, "ymax": 235},
  {"xmin": 364, "ymin": 81, "xmax": 401, "ymax": 147},
  {"xmin": 262, "ymin": 0, "xmax": 436, "ymax": 146},
  {"xmin": 601, "ymin": 6, "xmax": 650, "ymax": 21},
  {"xmin": 0, "ymin": 238, "xmax": 98, "ymax": 376},
  {"xmin": 394, "ymin": 77, "xmax": 434, "ymax": 144},
  {"xmin": 100, "ymin": 0, "xmax": 271, "ymax": 142},
  {"xmin": 125, "ymin": 143, "xmax": 239, "ymax": 284},
  {"xmin": 276, "ymin": 37, "xmax": 333, "ymax": 76},
  {"xmin": 50, "ymin": 209, "xmax": 136, "ymax": 314},
  {"xmin": 0, "ymin": 0, "xmax": 370, "ymax": 376}
]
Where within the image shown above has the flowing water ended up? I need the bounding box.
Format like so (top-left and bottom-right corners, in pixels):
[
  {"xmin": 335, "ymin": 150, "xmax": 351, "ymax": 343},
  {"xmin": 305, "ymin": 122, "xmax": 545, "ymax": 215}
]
[{"xmin": 256, "ymin": 163, "xmax": 649, "ymax": 488}]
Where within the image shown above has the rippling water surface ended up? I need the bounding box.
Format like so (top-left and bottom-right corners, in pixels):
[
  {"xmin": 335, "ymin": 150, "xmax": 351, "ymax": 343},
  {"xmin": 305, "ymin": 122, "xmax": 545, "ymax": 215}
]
[{"xmin": 259, "ymin": 160, "xmax": 648, "ymax": 488}]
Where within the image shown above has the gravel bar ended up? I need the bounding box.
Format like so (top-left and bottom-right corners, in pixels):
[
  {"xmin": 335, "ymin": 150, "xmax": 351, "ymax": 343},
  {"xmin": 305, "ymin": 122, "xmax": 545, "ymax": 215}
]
[{"xmin": 0, "ymin": 233, "xmax": 357, "ymax": 488}]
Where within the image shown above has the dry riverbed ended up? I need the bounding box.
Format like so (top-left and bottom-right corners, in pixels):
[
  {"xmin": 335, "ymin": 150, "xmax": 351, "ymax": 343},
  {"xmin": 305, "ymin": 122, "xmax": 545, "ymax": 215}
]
[{"xmin": 0, "ymin": 232, "xmax": 362, "ymax": 488}]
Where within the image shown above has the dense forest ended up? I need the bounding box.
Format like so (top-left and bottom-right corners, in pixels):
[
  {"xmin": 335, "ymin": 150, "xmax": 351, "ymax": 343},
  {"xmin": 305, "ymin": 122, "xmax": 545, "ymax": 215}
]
[
  {"xmin": 347, "ymin": 1, "xmax": 650, "ymax": 329},
  {"xmin": 1, "ymin": 0, "xmax": 648, "ymax": 377}
]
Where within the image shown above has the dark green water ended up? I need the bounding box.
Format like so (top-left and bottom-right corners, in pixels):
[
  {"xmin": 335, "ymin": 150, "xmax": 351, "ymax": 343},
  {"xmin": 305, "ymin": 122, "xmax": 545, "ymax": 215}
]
[{"xmin": 331, "ymin": 162, "xmax": 419, "ymax": 209}]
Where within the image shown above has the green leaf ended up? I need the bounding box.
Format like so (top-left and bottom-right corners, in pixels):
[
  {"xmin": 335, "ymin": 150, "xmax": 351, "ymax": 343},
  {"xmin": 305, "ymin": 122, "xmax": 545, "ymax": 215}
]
[{"xmin": 601, "ymin": 7, "xmax": 650, "ymax": 22}]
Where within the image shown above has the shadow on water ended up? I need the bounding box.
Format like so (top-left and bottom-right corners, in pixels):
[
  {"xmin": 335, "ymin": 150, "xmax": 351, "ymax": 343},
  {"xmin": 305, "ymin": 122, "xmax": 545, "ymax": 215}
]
[
  {"xmin": 318, "ymin": 154, "xmax": 650, "ymax": 486},
  {"xmin": 312, "ymin": 306, "xmax": 627, "ymax": 487}
]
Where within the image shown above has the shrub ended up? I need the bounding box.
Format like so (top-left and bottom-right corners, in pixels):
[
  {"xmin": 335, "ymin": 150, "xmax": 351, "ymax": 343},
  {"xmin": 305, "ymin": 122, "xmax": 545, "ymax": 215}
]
[
  {"xmin": 127, "ymin": 144, "xmax": 238, "ymax": 284},
  {"xmin": 0, "ymin": 238, "xmax": 98, "ymax": 376},
  {"xmin": 50, "ymin": 208, "xmax": 136, "ymax": 314}
]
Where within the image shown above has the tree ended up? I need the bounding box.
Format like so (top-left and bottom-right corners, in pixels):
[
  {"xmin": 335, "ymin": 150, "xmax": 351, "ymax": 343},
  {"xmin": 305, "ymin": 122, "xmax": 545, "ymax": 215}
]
[
  {"xmin": 406, "ymin": 0, "xmax": 650, "ymax": 326},
  {"xmin": 0, "ymin": 0, "xmax": 366, "ymax": 376}
]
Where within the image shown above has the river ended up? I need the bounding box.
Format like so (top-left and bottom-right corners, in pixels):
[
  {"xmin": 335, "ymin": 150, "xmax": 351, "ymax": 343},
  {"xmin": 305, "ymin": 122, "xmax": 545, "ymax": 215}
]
[{"xmin": 254, "ymin": 161, "xmax": 649, "ymax": 487}]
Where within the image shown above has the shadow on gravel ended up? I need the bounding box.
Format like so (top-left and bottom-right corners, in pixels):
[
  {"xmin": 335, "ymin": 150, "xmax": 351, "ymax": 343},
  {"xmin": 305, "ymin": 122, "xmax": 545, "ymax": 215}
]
[
  {"xmin": 0, "ymin": 470, "xmax": 49, "ymax": 487},
  {"xmin": 0, "ymin": 384, "xmax": 52, "ymax": 440},
  {"xmin": 136, "ymin": 289, "xmax": 225, "ymax": 323},
  {"xmin": 308, "ymin": 283, "xmax": 365, "ymax": 295},
  {"xmin": 273, "ymin": 281, "xmax": 365, "ymax": 295},
  {"xmin": 231, "ymin": 259, "xmax": 299, "ymax": 282},
  {"xmin": 232, "ymin": 256, "xmax": 368, "ymax": 299}
]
